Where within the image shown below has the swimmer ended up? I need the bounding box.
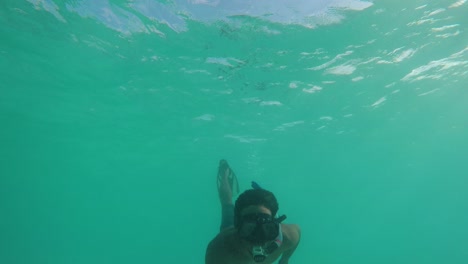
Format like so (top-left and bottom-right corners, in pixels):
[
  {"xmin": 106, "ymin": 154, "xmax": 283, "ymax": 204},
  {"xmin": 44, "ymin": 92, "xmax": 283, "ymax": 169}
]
[{"xmin": 206, "ymin": 159, "xmax": 301, "ymax": 264}]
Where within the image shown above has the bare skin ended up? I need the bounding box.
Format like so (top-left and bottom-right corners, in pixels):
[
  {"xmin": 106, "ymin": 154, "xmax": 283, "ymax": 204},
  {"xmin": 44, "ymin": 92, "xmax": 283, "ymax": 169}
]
[{"xmin": 206, "ymin": 164, "xmax": 301, "ymax": 264}]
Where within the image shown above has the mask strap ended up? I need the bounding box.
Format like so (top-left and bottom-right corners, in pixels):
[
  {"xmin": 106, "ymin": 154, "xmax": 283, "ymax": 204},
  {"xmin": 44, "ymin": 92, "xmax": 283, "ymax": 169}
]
[{"xmin": 275, "ymin": 223, "xmax": 283, "ymax": 244}]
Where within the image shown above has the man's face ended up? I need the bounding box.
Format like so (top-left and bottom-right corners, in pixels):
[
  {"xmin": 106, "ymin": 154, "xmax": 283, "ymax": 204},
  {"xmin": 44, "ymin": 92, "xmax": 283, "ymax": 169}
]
[{"xmin": 238, "ymin": 205, "xmax": 277, "ymax": 245}]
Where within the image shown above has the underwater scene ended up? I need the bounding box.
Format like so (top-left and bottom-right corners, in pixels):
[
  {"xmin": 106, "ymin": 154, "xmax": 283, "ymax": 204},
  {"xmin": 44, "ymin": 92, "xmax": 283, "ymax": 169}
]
[{"xmin": 1, "ymin": 0, "xmax": 467, "ymax": 263}]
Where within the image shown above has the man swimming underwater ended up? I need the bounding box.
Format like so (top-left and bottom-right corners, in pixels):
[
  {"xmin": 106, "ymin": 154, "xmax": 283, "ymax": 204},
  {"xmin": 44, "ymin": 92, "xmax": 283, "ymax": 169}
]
[{"xmin": 205, "ymin": 160, "xmax": 301, "ymax": 264}]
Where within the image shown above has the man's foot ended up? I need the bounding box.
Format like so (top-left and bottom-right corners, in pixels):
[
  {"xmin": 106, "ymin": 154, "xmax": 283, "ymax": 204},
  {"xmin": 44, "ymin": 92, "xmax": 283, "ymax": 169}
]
[{"xmin": 217, "ymin": 159, "xmax": 239, "ymax": 206}]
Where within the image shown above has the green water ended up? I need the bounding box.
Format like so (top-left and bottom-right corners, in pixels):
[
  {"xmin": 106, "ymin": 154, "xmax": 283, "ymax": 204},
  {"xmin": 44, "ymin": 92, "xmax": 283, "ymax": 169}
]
[{"xmin": 1, "ymin": 0, "xmax": 468, "ymax": 263}]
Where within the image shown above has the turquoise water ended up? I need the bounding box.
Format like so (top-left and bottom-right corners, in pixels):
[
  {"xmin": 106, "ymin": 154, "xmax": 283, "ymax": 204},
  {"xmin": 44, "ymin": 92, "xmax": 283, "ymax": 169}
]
[{"xmin": 1, "ymin": 0, "xmax": 468, "ymax": 263}]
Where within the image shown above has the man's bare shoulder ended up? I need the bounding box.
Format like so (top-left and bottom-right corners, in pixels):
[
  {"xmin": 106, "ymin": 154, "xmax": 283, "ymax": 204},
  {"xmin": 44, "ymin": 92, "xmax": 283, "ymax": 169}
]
[{"xmin": 281, "ymin": 224, "xmax": 301, "ymax": 249}]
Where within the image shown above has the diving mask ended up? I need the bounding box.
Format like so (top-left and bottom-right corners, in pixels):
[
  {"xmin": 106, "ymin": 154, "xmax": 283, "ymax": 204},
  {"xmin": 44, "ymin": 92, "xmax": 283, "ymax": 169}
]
[{"xmin": 238, "ymin": 213, "xmax": 286, "ymax": 243}]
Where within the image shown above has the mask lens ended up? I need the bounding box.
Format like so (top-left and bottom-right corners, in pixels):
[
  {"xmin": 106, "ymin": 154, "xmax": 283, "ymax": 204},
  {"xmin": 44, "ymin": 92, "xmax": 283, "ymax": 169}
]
[
  {"xmin": 262, "ymin": 222, "xmax": 279, "ymax": 240},
  {"xmin": 239, "ymin": 222, "xmax": 257, "ymax": 238}
]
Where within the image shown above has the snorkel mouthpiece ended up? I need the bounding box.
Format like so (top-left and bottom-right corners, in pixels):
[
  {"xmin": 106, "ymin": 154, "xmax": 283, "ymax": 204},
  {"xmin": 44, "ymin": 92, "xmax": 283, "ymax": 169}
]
[{"xmin": 252, "ymin": 246, "xmax": 267, "ymax": 262}]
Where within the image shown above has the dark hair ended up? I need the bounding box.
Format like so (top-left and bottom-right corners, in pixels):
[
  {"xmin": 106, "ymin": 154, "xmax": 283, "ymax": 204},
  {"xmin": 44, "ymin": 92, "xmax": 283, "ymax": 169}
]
[{"xmin": 234, "ymin": 189, "xmax": 279, "ymax": 228}]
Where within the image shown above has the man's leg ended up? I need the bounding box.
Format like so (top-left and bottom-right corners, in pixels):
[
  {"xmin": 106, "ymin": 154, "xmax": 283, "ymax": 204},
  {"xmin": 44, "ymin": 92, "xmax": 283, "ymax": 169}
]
[{"xmin": 218, "ymin": 160, "xmax": 235, "ymax": 231}]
